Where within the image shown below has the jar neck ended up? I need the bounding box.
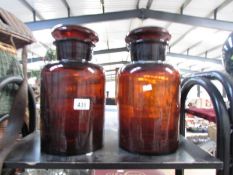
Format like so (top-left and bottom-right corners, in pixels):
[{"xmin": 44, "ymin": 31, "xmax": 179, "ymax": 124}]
[
  {"xmin": 129, "ymin": 42, "xmax": 167, "ymax": 62},
  {"xmin": 55, "ymin": 39, "xmax": 93, "ymax": 61}
]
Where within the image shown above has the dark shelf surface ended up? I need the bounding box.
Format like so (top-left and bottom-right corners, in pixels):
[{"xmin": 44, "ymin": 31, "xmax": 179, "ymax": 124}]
[{"xmin": 4, "ymin": 130, "xmax": 222, "ymax": 169}]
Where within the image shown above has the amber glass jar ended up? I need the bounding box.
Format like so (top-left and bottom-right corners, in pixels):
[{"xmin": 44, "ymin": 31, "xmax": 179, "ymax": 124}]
[
  {"xmin": 40, "ymin": 25, "xmax": 105, "ymax": 155},
  {"xmin": 117, "ymin": 26, "xmax": 180, "ymax": 154}
]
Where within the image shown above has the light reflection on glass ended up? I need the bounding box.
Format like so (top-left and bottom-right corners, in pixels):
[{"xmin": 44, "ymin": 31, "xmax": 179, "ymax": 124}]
[
  {"xmin": 129, "ymin": 66, "xmax": 141, "ymax": 73},
  {"xmin": 224, "ymin": 45, "xmax": 228, "ymax": 51},
  {"xmin": 49, "ymin": 64, "xmax": 63, "ymax": 71},
  {"xmin": 87, "ymin": 67, "xmax": 95, "ymax": 73},
  {"xmin": 228, "ymin": 37, "xmax": 233, "ymax": 48},
  {"xmin": 165, "ymin": 67, "xmax": 173, "ymax": 74},
  {"xmin": 138, "ymin": 75, "xmax": 169, "ymax": 83},
  {"xmin": 86, "ymin": 152, "xmax": 93, "ymax": 156}
]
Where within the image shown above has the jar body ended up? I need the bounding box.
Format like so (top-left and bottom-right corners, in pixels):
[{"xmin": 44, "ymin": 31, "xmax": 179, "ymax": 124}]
[
  {"xmin": 40, "ymin": 61, "xmax": 105, "ymax": 155},
  {"xmin": 117, "ymin": 61, "xmax": 180, "ymax": 154}
]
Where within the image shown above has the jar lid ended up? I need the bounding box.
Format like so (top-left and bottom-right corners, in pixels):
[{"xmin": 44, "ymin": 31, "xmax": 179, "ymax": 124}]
[
  {"xmin": 52, "ymin": 25, "xmax": 99, "ymax": 45},
  {"xmin": 125, "ymin": 26, "xmax": 171, "ymax": 44}
]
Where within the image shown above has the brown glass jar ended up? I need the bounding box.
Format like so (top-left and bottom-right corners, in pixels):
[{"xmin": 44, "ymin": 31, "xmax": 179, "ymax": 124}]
[
  {"xmin": 40, "ymin": 25, "xmax": 105, "ymax": 155},
  {"xmin": 117, "ymin": 26, "xmax": 180, "ymax": 154}
]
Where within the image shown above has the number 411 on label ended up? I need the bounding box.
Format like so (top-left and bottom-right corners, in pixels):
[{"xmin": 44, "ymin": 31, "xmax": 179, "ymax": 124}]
[{"xmin": 73, "ymin": 98, "xmax": 90, "ymax": 110}]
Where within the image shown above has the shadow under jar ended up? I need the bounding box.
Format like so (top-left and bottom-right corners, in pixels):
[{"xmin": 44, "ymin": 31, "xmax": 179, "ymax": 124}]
[
  {"xmin": 117, "ymin": 26, "xmax": 180, "ymax": 154},
  {"xmin": 40, "ymin": 25, "xmax": 105, "ymax": 155}
]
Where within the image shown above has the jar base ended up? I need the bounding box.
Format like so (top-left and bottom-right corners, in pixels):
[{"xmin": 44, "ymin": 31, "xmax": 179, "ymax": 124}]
[
  {"xmin": 119, "ymin": 142, "xmax": 179, "ymax": 155},
  {"xmin": 41, "ymin": 144, "xmax": 103, "ymax": 156}
]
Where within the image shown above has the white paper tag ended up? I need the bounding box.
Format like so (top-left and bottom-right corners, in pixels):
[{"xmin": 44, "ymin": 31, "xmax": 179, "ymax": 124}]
[
  {"xmin": 73, "ymin": 98, "xmax": 90, "ymax": 110},
  {"xmin": 143, "ymin": 84, "xmax": 152, "ymax": 92}
]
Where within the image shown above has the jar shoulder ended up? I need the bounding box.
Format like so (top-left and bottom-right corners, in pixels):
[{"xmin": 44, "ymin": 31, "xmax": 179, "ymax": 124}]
[
  {"xmin": 119, "ymin": 62, "xmax": 179, "ymax": 75},
  {"xmin": 42, "ymin": 61, "xmax": 104, "ymax": 74}
]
